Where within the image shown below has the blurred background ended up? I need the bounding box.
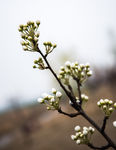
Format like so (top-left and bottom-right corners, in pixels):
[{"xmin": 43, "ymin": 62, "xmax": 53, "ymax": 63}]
[{"xmin": 0, "ymin": 0, "xmax": 116, "ymax": 149}]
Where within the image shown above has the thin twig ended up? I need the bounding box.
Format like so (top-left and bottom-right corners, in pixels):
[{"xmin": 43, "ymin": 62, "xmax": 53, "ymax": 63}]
[
  {"xmin": 58, "ymin": 107, "xmax": 81, "ymax": 118},
  {"xmin": 73, "ymin": 78, "xmax": 82, "ymax": 105},
  {"xmin": 68, "ymin": 84, "xmax": 75, "ymax": 97},
  {"xmin": 87, "ymin": 143, "xmax": 110, "ymax": 150},
  {"xmin": 101, "ymin": 116, "xmax": 109, "ymax": 132}
]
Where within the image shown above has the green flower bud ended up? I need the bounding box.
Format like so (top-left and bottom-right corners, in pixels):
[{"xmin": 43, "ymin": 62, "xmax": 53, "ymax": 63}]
[
  {"xmin": 109, "ymin": 107, "xmax": 113, "ymax": 113},
  {"xmin": 28, "ymin": 36, "xmax": 32, "ymax": 41},
  {"xmin": 33, "ymin": 65, "xmax": 37, "ymax": 68},
  {"xmin": 53, "ymin": 44, "xmax": 57, "ymax": 48},
  {"xmin": 36, "ymin": 20, "xmax": 40, "ymax": 26},
  {"xmin": 34, "ymin": 60, "xmax": 38, "ymax": 64},
  {"xmin": 114, "ymin": 103, "xmax": 116, "ymax": 108},
  {"xmin": 23, "ymin": 46, "xmax": 28, "ymax": 51}
]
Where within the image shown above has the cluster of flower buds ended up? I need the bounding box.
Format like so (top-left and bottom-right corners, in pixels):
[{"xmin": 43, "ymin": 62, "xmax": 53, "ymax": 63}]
[
  {"xmin": 43, "ymin": 42, "xmax": 57, "ymax": 56},
  {"xmin": 71, "ymin": 125, "xmax": 95, "ymax": 145},
  {"xmin": 58, "ymin": 61, "xmax": 92, "ymax": 85},
  {"xmin": 18, "ymin": 20, "xmax": 40, "ymax": 52},
  {"xmin": 33, "ymin": 57, "xmax": 47, "ymax": 70},
  {"xmin": 97, "ymin": 99, "xmax": 115, "ymax": 116},
  {"xmin": 37, "ymin": 88, "xmax": 62, "ymax": 110}
]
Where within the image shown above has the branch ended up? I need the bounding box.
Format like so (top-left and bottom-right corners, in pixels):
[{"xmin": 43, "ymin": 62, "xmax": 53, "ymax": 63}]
[
  {"xmin": 67, "ymin": 84, "xmax": 75, "ymax": 97},
  {"xmin": 37, "ymin": 48, "xmax": 116, "ymax": 149},
  {"xmin": 58, "ymin": 107, "xmax": 81, "ymax": 118},
  {"xmin": 101, "ymin": 116, "xmax": 109, "ymax": 132},
  {"xmin": 73, "ymin": 78, "xmax": 82, "ymax": 105},
  {"xmin": 37, "ymin": 48, "xmax": 81, "ymax": 111},
  {"xmin": 87, "ymin": 143, "xmax": 110, "ymax": 150}
]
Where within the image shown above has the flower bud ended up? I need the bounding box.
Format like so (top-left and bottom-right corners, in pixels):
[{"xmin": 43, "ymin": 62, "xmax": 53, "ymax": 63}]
[
  {"xmin": 36, "ymin": 20, "xmax": 40, "ymax": 26},
  {"xmin": 114, "ymin": 103, "xmax": 116, "ymax": 108},
  {"xmin": 56, "ymin": 91, "xmax": 62, "ymax": 98},
  {"xmin": 113, "ymin": 121, "xmax": 116, "ymax": 127},
  {"xmin": 37, "ymin": 98, "xmax": 44, "ymax": 104},
  {"xmin": 52, "ymin": 88, "xmax": 57, "ymax": 94},
  {"xmin": 75, "ymin": 126, "xmax": 81, "ymax": 131},
  {"xmin": 71, "ymin": 135, "xmax": 77, "ymax": 140},
  {"xmin": 65, "ymin": 61, "xmax": 71, "ymax": 67},
  {"xmin": 87, "ymin": 70, "xmax": 92, "ymax": 76},
  {"xmin": 109, "ymin": 107, "xmax": 113, "ymax": 113},
  {"xmin": 76, "ymin": 139, "xmax": 81, "ymax": 145}
]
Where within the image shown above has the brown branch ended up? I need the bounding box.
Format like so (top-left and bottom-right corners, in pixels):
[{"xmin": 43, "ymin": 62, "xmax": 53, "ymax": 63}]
[
  {"xmin": 58, "ymin": 107, "xmax": 81, "ymax": 118},
  {"xmin": 101, "ymin": 116, "xmax": 109, "ymax": 132},
  {"xmin": 73, "ymin": 77, "xmax": 82, "ymax": 105},
  {"xmin": 87, "ymin": 143, "xmax": 110, "ymax": 150}
]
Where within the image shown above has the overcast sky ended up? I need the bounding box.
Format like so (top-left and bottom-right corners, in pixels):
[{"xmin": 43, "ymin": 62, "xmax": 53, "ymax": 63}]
[{"xmin": 0, "ymin": 0, "xmax": 116, "ymax": 111}]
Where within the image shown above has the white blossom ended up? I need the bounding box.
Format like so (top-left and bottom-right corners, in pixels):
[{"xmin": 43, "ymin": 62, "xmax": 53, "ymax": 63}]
[
  {"xmin": 52, "ymin": 88, "xmax": 57, "ymax": 94},
  {"xmin": 37, "ymin": 98, "xmax": 44, "ymax": 103},
  {"xmin": 83, "ymin": 130, "xmax": 88, "ymax": 135},
  {"xmin": 76, "ymin": 139, "xmax": 81, "ymax": 145},
  {"xmin": 71, "ymin": 135, "xmax": 76, "ymax": 140},
  {"xmin": 56, "ymin": 91, "xmax": 62, "ymax": 98},
  {"xmin": 113, "ymin": 121, "xmax": 116, "ymax": 127},
  {"xmin": 65, "ymin": 61, "xmax": 71, "ymax": 67},
  {"xmin": 75, "ymin": 126, "xmax": 81, "ymax": 131},
  {"xmin": 51, "ymin": 98, "xmax": 55, "ymax": 102}
]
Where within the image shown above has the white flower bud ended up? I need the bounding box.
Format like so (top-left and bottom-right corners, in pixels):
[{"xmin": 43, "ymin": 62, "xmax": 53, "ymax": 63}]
[
  {"xmin": 71, "ymin": 135, "xmax": 76, "ymax": 140},
  {"xmin": 37, "ymin": 98, "xmax": 44, "ymax": 104},
  {"xmin": 80, "ymin": 64, "xmax": 84, "ymax": 69},
  {"xmin": 85, "ymin": 63, "xmax": 90, "ymax": 68},
  {"xmin": 36, "ymin": 20, "xmax": 40, "ymax": 26},
  {"xmin": 83, "ymin": 127, "xmax": 88, "ymax": 131},
  {"xmin": 71, "ymin": 63, "xmax": 75, "ymax": 68},
  {"xmin": 103, "ymin": 105, "xmax": 107, "ymax": 110},
  {"xmin": 47, "ymin": 106, "xmax": 51, "ymax": 110},
  {"xmin": 23, "ymin": 46, "xmax": 28, "ymax": 51},
  {"xmin": 42, "ymin": 93, "xmax": 48, "ymax": 98},
  {"xmin": 100, "ymin": 99, "xmax": 104, "ymax": 105},
  {"xmin": 76, "ymin": 139, "xmax": 81, "ymax": 145},
  {"xmin": 89, "ymin": 127, "xmax": 95, "ymax": 133},
  {"xmin": 74, "ymin": 126, "xmax": 81, "ymax": 131},
  {"xmin": 97, "ymin": 101, "xmax": 101, "ymax": 106},
  {"xmin": 109, "ymin": 107, "xmax": 113, "ymax": 112},
  {"xmin": 60, "ymin": 66, "xmax": 65, "ymax": 70},
  {"xmin": 87, "ymin": 70, "xmax": 92, "ymax": 76},
  {"xmin": 52, "ymin": 88, "xmax": 57, "ymax": 94},
  {"xmin": 50, "ymin": 98, "xmax": 55, "ymax": 102},
  {"xmin": 65, "ymin": 61, "xmax": 71, "ymax": 67},
  {"xmin": 113, "ymin": 121, "xmax": 116, "ymax": 127},
  {"xmin": 104, "ymin": 99, "xmax": 109, "ymax": 104},
  {"xmin": 56, "ymin": 91, "xmax": 62, "ymax": 98},
  {"xmin": 109, "ymin": 100, "xmax": 113, "ymax": 105},
  {"xmin": 34, "ymin": 37, "xmax": 38, "ymax": 42},
  {"xmin": 114, "ymin": 103, "xmax": 116, "ymax": 108},
  {"xmin": 83, "ymin": 130, "xmax": 88, "ymax": 135}
]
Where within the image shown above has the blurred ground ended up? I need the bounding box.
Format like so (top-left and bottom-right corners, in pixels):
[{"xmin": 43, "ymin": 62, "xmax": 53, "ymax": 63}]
[{"xmin": 0, "ymin": 66, "xmax": 116, "ymax": 150}]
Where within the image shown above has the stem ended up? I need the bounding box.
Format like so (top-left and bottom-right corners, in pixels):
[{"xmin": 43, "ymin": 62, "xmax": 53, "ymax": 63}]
[
  {"xmin": 74, "ymin": 78, "xmax": 82, "ymax": 105},
  {"xmin": 101, "ymin": 116, "xmax": 109, "ymax": 132},
  {"xmin": 87, "ymin": 143, "xmax": 110, "ymax": 150},
  {"xmin": 58, "ymin": 107, "xmax": 81, "ymax": 118}
]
